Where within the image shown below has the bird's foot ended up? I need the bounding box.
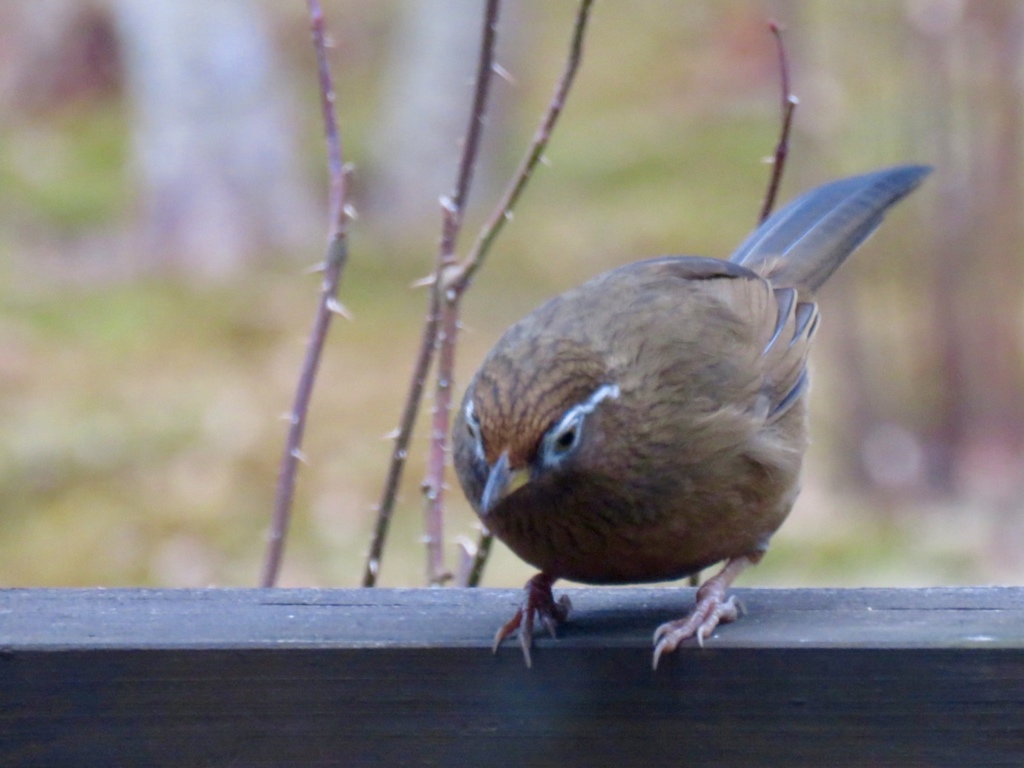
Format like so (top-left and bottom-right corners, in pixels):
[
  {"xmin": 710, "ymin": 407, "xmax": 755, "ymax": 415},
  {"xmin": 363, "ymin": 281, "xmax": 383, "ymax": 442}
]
[
  {"xmin": 493, "ymin": 572, "xmax": 571, "ymax": 668},
  {"xmin": 651, "ymin": 553, "xmax": 759, "ymax": 669},
  {"xmin": 651, "ymin": 585, "xmax": 739, "ymax": 669}
]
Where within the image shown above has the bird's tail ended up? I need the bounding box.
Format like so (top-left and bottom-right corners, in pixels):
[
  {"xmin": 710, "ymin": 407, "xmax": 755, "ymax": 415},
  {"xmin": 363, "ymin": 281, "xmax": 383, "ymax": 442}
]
[{"xmin": 729, "ymin": 165, "xmax": 931, "ymax": 294}]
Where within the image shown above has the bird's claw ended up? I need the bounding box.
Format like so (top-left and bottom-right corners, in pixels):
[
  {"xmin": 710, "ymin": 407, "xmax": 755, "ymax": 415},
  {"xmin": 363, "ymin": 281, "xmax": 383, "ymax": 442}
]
[
  {"xmin": 650, "ymin": 554, "xmax": 758, "ymax": 668},
  {"xmin": 493, "ymin": 573, "xmax": 571, "ymax": 668},
  {"xmin": 651, "ymin": 587, "xmax": 740, "ymax": 669}
]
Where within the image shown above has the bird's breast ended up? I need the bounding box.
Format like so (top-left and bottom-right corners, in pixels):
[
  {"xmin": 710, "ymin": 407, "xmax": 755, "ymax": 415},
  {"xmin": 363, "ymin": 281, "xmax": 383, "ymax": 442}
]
[{"xmin": 484, "ymin": 438, "xmax": 801, "ymax": 584}]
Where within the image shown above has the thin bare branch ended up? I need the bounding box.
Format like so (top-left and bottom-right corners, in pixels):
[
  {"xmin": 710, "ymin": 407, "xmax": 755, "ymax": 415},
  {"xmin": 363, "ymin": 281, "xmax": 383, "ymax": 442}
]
[
  {"xmin": 421, "ymin": 300, "xmax": 461, "ymax": 586},
  {"xmin": 361, "ymin": 298, "xmax": 440, "ymax": 587},
  {"xmin": 461, "ymin": 527, "xmax": 494, "ymax": 587},
  {"xmin": 758, "ymin": 20, "xmax": 798, "ymax": 225},
  {"xmin": 451, "ymin": 0, "xmax": 595, "ymax": 293},
  {"xmin": 442, "ymin": 0, "xmax": 596, "ymax": 588},
  {"xmin": 420, "ymin": 0, "xmax": 503, "ymax": 587},
  {"xmin": 364, "ymin": 0, "xmax": 594, "ymax": 587},
  {"xmin": 363, "ymin": 0, "xmax": 503, "ymax": 587},
  {"xmin": 262, "ymin": 0, "xmax": 351, "ymax": 587},
  {"xmin": 448, "ymin": 2, "xmax": 502, "ymax": 233}
]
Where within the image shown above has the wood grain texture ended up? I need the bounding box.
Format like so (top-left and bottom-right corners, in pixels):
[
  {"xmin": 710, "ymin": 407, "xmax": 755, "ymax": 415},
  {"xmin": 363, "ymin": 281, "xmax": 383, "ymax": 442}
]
[{"xmin": 2, "ymin": 587, "xmax": 1023, "ymax": 767}]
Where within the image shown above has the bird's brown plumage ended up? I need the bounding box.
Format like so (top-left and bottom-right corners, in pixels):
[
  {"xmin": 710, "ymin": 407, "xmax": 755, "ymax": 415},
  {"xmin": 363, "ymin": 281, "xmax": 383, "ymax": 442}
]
[
  {"xmin": 456, "ymin": 257, "xmax": 808, "ymax": 583},
  {"xmin": 452, "ymin": 165, "xmax": 931, "ymax": 666}
]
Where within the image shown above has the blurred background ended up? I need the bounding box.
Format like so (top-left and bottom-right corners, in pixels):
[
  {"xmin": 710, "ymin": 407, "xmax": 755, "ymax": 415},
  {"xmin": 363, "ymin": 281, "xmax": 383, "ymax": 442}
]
[{"xmin": 0, "ymin": 0, "xmax": 1021, "ymax": 589}]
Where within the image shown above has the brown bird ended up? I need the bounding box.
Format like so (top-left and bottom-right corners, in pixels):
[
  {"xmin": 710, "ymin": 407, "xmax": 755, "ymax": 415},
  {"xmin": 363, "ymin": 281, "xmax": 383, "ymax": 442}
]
[{"xmin": 453, "ymin": 165, "xmax": 931, "ymax": 667}]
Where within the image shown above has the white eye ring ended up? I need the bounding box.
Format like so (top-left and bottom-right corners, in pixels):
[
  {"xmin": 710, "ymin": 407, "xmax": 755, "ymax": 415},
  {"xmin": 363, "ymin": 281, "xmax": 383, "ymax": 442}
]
[
  {"xmin": 548, "ymin": 414, "xmax": 583, "ymax": 456},
  {"xmin": 541, "ymin": 383, "xmax": 619, "ymax": 466},
  {"xmin": 465, "ymin": 399, "xmax": 485, "ymax": 461}
]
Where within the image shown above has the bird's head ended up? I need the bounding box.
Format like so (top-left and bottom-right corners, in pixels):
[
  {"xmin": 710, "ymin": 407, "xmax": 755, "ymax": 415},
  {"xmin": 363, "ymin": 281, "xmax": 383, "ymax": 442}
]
[{"xmin": 452, "ymin": 337, "xmax": 617, "ymax": 518}]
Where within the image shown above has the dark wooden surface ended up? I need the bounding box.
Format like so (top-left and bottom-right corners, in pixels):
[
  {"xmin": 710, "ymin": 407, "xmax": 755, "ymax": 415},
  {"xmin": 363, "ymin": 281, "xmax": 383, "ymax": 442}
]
[{"xmin": 2, "ymin": 587, "xmax": 1023, "ymax": 767}]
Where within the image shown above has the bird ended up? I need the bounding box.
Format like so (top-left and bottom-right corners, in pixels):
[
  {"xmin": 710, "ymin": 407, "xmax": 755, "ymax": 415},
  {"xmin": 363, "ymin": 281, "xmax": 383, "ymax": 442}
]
[{"xmin": 452, "ymin": 165, "xmax": 931, "ymax": 668}]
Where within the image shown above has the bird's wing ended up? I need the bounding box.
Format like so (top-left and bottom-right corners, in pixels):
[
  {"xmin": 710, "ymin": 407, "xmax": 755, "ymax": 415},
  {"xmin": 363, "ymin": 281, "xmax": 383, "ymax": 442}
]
[
  {"xmin": 612, "ymin": 256, "xmax": 811, "ymax": 425},
  {"xmin": 758, "ymin": 288, "xmax": 818, "ymax": 423},
  {"xmin": 687, "ymin": 270, "xmax": 817, "ymax": 425}
]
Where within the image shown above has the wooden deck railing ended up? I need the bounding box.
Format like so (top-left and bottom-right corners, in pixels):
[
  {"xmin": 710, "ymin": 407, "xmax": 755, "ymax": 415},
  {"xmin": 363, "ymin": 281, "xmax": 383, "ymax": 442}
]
[{"xmin": 2, "ymin": 587, "xmax": 1023, "ymax": 766}]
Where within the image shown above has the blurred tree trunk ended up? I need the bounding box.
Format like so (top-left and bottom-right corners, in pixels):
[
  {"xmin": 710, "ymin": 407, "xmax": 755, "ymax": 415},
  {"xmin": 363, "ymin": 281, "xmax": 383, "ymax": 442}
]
[
  {"xmin": 113, "ymin": 0, "xmax": 316, "ymax": 277},
  {"xmin": 0, "ymin": 0, "xmax": 119, "ymax": 115},
  {"xmin": 908, "ymin": 2, "xmax": 973, "ymax": 495},
  {"xmin": 367, "ymin": 0, "xmax": 498, "ymax": 231},
  {"xmin": 911, "ymin": 1, "xmax": 1024, "ymax": 501},
  {"xmin": 788, "ymin": 0, "xmax": 1024, "ymax": 505},
  {"xmin": 781, "ymin": 1, "xmax": 895, "ymax": 494}
]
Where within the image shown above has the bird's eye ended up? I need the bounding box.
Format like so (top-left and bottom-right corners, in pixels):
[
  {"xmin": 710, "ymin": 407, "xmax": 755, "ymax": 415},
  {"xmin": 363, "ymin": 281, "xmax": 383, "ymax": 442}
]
[
  {"xmin": 554, "ymin": 425, "xmax": 578, "ymax": 452},
  {"xmin": 539, "ymin": 383, "xmax": 619, "ymax": 467},
  {"xmin": 543, "ymin": 412, "xmax": 583, "ymax": 464}
]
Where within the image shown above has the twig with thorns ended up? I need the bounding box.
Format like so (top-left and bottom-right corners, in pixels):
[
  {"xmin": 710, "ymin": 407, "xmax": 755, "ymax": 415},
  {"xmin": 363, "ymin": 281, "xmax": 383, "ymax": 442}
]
[
  {"xmin": 262, "ymin": 0, "xmax": 352, "ymax": 588},
  {"xmin": 363, "ymin": 0, "xmax": 595, "ymax": 587},
  {"xmin": 759, "ymin": 20, "xmax": 798, "ymax": 225}
]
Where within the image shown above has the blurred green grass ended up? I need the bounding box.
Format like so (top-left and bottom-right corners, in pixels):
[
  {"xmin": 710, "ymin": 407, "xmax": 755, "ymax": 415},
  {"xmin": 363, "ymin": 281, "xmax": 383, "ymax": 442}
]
[{"xmin": 0, "ymin": 108, "xmax": 129, "ymax": 232}]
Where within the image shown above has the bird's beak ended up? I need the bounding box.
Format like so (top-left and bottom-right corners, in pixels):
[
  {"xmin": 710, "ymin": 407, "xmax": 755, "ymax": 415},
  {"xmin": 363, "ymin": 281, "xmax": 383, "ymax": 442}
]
[{"xmin": 480, "ymin": 450, "xmax": 529, "ymax": 516}]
